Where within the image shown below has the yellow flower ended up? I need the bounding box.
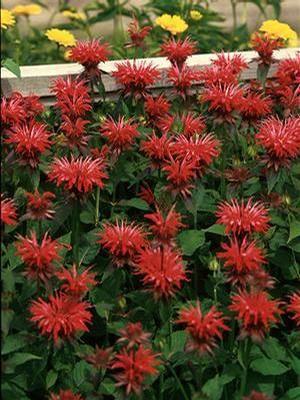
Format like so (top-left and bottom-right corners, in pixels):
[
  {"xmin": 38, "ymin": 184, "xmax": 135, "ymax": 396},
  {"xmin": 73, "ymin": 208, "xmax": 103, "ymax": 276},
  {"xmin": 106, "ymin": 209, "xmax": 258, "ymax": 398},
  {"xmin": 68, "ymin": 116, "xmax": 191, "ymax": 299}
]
[
  {"xmin": 62, "ymin": 10, "xmax": 86, "ymax": 21},
  {"xmin": 190, "ymin": 10, "xmax": 203, "ymax": 21},
  {"xmin": 45, "ymin": 28, "xmax": 76, "ymax": 47},
  {"xmin": 12, "ymin": 4, "xmax": 42, "ymax": 16},
  {"xmin": 155, "ymin": 14, "xmax": 188, "ymax": 35},
  {"xmin": 64, "ymin": 49, "xmax": 72, "ymax": 61},
  {"xmin": 1, "ymin": 9, "xmax": 16, "ymax": 29},
  {"xmin": 259, "ymin": 19, "xmax": 298, "ymax": 42}
]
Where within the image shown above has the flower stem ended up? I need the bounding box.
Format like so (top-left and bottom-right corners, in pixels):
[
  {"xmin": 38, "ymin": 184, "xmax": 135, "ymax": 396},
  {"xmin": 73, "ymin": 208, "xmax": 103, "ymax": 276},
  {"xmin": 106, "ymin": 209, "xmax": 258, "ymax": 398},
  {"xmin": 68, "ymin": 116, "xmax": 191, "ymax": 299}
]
[
  {"xmin": 71, "ymin": 199, "xmax": 80, "ymax": 265},
  {"xmin": 95, "ymin": 187, "xmax": 100, "ymax": 227},
  {"xmin": 239, "ymin": 338, "xmax": 252, "ymax": 397},
  {"xmin": 166, "ymin": 361, "xmax": 189, "ymax": 400}
]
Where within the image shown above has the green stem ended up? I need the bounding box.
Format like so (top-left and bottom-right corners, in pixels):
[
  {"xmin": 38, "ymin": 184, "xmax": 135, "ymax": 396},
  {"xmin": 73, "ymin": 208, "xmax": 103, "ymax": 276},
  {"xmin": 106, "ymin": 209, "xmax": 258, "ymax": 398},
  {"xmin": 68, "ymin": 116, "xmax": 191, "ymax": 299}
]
[
  {"xmin": 165, "ymin": 362, "xmax": 189, "ymax": 400},
  {"xmin": 95, "ymin": 187, "xmax": 100, "ymax": 227},
  {"xmin": 71, "ymin": 199, "xmax": 80, "ymax": 265},
  {"xmin": 239, "ymin": 339, "xmax": 252, "ymax": 397},
  {"xmin": 220, "ymin": 149, "xmax": 226, "ymax": 198}
]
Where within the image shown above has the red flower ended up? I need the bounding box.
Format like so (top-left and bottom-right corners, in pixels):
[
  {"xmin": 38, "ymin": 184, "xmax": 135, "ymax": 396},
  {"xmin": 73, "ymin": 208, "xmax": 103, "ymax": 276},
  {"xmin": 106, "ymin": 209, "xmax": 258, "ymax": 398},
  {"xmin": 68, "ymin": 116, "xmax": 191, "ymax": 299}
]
[
  {"xmin": 49, "ymin": 389, "xmax": 84, "ymax": 400},
  {"xmin": 240, "ymin": 90, "xmax": 272, "ymax": 122},
  {"xmin": 101, "ymin": 116, "xmax": 139, "ymax": 152},
  {"xmin": 139, "ymin": 185, "xmax": 155, "ymax": 206},
  {"xmin": 29, "ymin": 292, "xmax": 92, "ymax": 344},
  {"xmin": 98, "ymin": 221, "xmax": 147, "ymax": 266},
  {"xmin": 216, "ymin": 198, "xmax": 270, "ymax": 236},
  {"xmin": 51, "ymin": 77, "xmax": 91, "ymax": 117},
  {"xmin": 199, "ymin": 64, "xmax": 237, "ymax": 86},
  {"xmin": 5, "ymin": 120, "xmax": 52, "ymax": 167},
  {"xmin": 212, "ymin": 52, "xmax": 248, "ymax": 76},
  {"xmin": 140, "ymin": 133, "xmax": 172, "ymax": 168},
  {"xmin": 60, "ymin": 115, "xmax": 90, "ymax": 147},
  {"xmin": 127, "ymin": 18, "xmax": 152, "ymax": 48},
  {"xmin": 217, "ymin": 238, "xmax": 267, "ymax": 286},
  {"xmin": 1, "ymin": 95, "xmax": 26, "ymax": 127},
  {"xmin": 16, "ymin": 231, "xmax": 62, "ymax": 282},
  {"xmin": 56, "ymin": 264, "xmax": 97, "ymax": 298},
  {"xmin": 251, "ymin": 32, "xmax": 283, "ymax": 65},
  {"xmin": 275, "ymin": 55, "xmax": 300, "ymax": 87},
  {"xmin": 85, "ymin": 345, "xmax": 113, "ymax": 370},
  {"xmin": 255, "ymin": 117, "xmax": 300, "ymax": 170},
  {"xmin": 167, "ymin": 63, "xmax": 200, "ymax": 98},
  {"xmin": 10, "ymin": 92, "xmax": 44, "ymax": 119},
  {"xmin": 144, "ymin": 205, "xmax": 184, "ymax": 244},
  {"xmin": 144, "ymin": 94, "xmax": 170, "ymax": 120},
  {"xmin": 229, "ymin": 290, "xmax": 282, "ymax": 342},
  {"xmin": 163, "ymin": 156, "xmax": 197, "ymax": 198},
  {"xmin": 48, "ymin": 156, "xmax": 107, "ymax": 195},
  {"xmin": 25, "ymin": 190, "xmax": 55, "ymax": 220},
  {"xmin": 286, "ymin": 292, "xmax": 300, "ymax": 326},
  {"xmin": 247, "ymin": 268, "xmax": 275, "ymax": 291},
  {"xmin": 156, "ymin": 114, "xmax": 175, "ymax": 134},
  {"xmin": 134, "ymin": 246, "xmax": 188, "ymax": 299},
  {"xmin": 117, "ymin": 322, "xmax": 151, "ymax": 349},
  {"xmin": 276, "ymin": 85, "xmax": 300, "ymax": 115},
  {"xmin": 1, "ymin": 196, "xmax": 17, "ymax": 225},
  {"xmin": 112, "ymin": 60, "xmax": 160, "ymax": 98},
  {"xmin": 180, "ymin": 112, "xmax": 206, "ymax": 137},
  {"xmin": 111, "ymin": 345, "xmax": 160, "ymax": 395},
  {"xmin": 225, "ymin": 166, "xmax": 251, "ymax": 189},
  {"xmin": 243, "ymin": 391, "xmax": 273, "ymax": 400},
  {"xmin": 177, "ymin": 301, "xmax": 229, "ymax": 354},
  {"xmin": 160, "ymin": 37, "xmax": 197, "ymax": 68},
  {"xmin": 69, "ymin": 39, "xmax": 110, "ymax": 77}
]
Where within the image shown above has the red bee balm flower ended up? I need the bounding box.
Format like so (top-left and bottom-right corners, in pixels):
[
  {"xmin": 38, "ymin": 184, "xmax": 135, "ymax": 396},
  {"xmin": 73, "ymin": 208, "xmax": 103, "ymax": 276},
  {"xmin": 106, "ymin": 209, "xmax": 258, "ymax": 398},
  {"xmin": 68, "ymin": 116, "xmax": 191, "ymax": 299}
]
[
  {"xmin": 16, "ymin": 231, "xmax": 62, "ymax": 282},
  {"xmin": 216, "ymin": 198, "xmax": 270, "ymax": 236},
  {"xmin": 85, "ymin": 345, "xmax": 113, "ymax": 370},
  {"xmin": 60, "ymin": 115, "xmax": 90, "ymax": 147},
  {"xmin": 163, "ymin": 156, "xmax": 197, "ymax": 198},
  {"xmin": 10, "ymin": 92, "xmax": 44, "ymax": 119},
  {"xmin": 275, "ymin": 55, "xmax": 300, "ymax": 87},
  {"xmin": 98, "ymin": 221, "xmax": 147, "ymax": 266},
  {"xmin": 51, "ymin": 77, "xmax": 91, "ymax": 117},
  {"xmin": 255, "ymin": 117, "xmax": 300, "ymax": 170},
  {"xmin": 1, "ymin": 196, "xmax": 17, "ymax": 225},
  {"xmin": 177, "ymin": 301, "xmax": 229, "ymax": 354},
  {"xmin": 56, "ymin": 264, "xmax": 97, "ymax": 298},
  {"xmin": 140, "ymin": 133, "xmax": 172, "ymax": 168},
  {"xmin": 25, "ymin": 190, "xmax": 55, "ymax": 220},
  {"xmin": 48, "ymin": 156, "xmax": 107, "ymax": 195},
  {"xmin": 144, "ymin": 94, "xmax": 170, "ymax": 120},
  {"xmin": 50, "ymin": 389, "xmax": 84, "ymax": 400},
  {"xmin": 101, "ymin": 116, "xmax": 139, "ymax": 152},
  {"xmin": 160, "ymin": 37, "xmax": 197, "ymax": 68},
  {"xmin": 117, "ymin": 322, "xmax": 151, "ymax": 349},
  {"xmin": 111, "ymin": 345, "xmax": 160, "ymax": 395},
  {"xmin": 1, "ymin": 95, "xmax": 26, "ymax": 127},
  {"xmin": 240, "ymin": 90, "xmax": 272, "ymax": 122},
  {"xmin": 128, "ymin": 18, "xmax": 152, "ymax": 48},
  {"xmin": 112, "ymin": 61, "xmax": 160, "ymax": 98},
  {"xmin": 217, "ymin": 238, "xmax": 267, "ymax": 286},
  {"xmin": 251, "ymin": 32, "xmax": 284, "ymax": 65},
  {"xmin": 134, "ymin": 246, "xmax": 188, "ymax": 299},
  {"xmin": 5, "ymin": 120, "xmax": 52, "ymax": 168},
  {"xmin": 167, "ymin": 63, "xmax": 200, "ymax": 98},
  {"xmin": 229, "ymin": 290, "xmax": 282, "ymax": 342},
  {"xmin": 144, "ymin": 205, "xmax": 184, "ymax": 244},
  {"xmin": 29, "ymin": 292, "xmax": 92, "ymax": 344},
  {"xmin": 180, "ymin": 112, "xmax": 206, "ymax": 137},
  {"xmin": 212, "ymin": 52, "xmax": 248, "ymax": 76},
  {"xmin": 139, "ymin": 185, "xmax": 155, "ymax": 206},
  {"xmin": 243, "ymin": 391, "xmax": 273, "ymax": 400},
  {"xmin": 286, "ymin": 292, "xmax": 300, "ymax": 327}
]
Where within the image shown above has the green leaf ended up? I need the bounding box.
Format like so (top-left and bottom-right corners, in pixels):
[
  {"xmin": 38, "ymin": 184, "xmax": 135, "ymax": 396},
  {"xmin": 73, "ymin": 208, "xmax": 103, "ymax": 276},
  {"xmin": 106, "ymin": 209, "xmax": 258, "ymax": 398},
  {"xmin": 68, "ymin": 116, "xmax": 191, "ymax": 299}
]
[
  {"xmin": 2, "ymin": 58, "xmax": 21, "ymax": 78},
  {"xmin": 279, "ymin": 387, "xmax": 300, "ymax": 400},
  {"xmin": 202, "ymin": 375, "xmax": 223, "ymax": 400},
  {"xmin": 170, "ymin": 331, "xmax": 186, "ymax": 353},
  {"xmin": 73, "ymin": 360, "xmax": 89, "ymax": 386},
  {"xmin": 5, "ymin": 353, "xmax": 41, "ymax": 372},
  {"xmin": 250, "ymin": 357, "xmax": 289, "ymax": 375},
  {"xmin": 46, "ymin": 370, "xmax": 58, "ymax": 389},
  {"xmin": 203, "ymin": 224, "xmax": 226, "ymax": 236},
  {"xmin": 118, "ymin": 198, "xmax": 150, "ymax": 211},
  {"xmin": 2, "ymin": 333, "xmax": 27, "ymax": 355},
  {"xmin": 288, "ymin": 221, "xmax": 300, "ymax": 243},
  {"xmin": 177, "ymin": 230, "xmax": 205, "ymax": 256},
  {"xmin": 262, "ymin": 337, "xmax": 287, "ymax": 361}
]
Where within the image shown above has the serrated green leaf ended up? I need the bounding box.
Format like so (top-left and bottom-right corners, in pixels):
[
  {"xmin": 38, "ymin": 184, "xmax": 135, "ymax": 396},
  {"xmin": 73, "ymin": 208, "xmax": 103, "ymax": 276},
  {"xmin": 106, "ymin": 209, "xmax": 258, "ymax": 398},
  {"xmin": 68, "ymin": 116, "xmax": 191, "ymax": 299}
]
[
  {"xmin": 203, "ymin": 224, "xmax": 226, "ymax": 236},
  {"xmin": 288, "ymin": 221, "xmax": 300, "ymax": 243},
  {"xmin": 119, "ymin": 198, "xmax": 150, "ymax": 210},
  {"xmin": 177, "ymin": 230, "xmax": 205, "ymax": 256},
  {"xmin": 2, "ymin": 58, "xmax": 21, "ymax": 78},
  {"xmin": 2, "ymin": 333, "xmax": 27, "ymax": 355},
  {"xmin": 46, "ymin": 370, "xmax": 58, "ymax": 389},
  {"xmin": 250, "ymin": 357, "xmax": 289, "ymax": 375}
]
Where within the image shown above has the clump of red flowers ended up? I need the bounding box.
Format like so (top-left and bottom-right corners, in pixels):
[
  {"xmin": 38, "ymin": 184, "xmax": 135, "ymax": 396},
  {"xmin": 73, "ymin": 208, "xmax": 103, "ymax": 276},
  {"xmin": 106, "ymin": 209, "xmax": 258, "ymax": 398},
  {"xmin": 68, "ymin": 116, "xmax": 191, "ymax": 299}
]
[
  {"xmin": 25, "ymin": 190, "xmax": 55, "ymax": 220},
  {"xmin": 56, "ymin": 264, "xmax": 97, "ymax": 298},
  {"xmin": 177, "ymin": 301, "xmax": 229, "ymax": 354},
  {"xmin": 49, "ymin": 389, "xmax": 84, "ymax": 400},
  {"xmin": 29, "ymin": 292, "xmax": 92, "ymax": 344},
  {"xmin": 160, "ymin": 37, "xmax": 197, "ymax": 69},
  {"xmin": 1, "ymin": 195, "xmax": 17, "ymax": 225},
  {"xmin": 286, "ymin": 292, "xmax": 300, "ymax": 327},
  {"xmin": 100, "ymin": 116, "xmax": 139, "ymax": 153}
]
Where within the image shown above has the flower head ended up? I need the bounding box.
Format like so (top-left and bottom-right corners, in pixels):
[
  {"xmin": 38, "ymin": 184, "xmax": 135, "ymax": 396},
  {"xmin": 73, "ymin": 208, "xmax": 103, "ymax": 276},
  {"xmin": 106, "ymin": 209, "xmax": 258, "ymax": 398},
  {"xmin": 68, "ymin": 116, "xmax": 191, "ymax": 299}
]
[
  {"xmin": 177, "ymin": 301, "xmax": 229, "ymax": 354},
  {"xmin": 229, "ymin": 290, "xmax": 282, "ymax": 342},
  {"xmin": 139, "ymin": 185, "xmax": 155, "ymax": 206},
  {"xmin": 144, "ymin": 94, "xmax": 170, "ymax": 121},
  {"xmin": 1, "ymin": 9, "xmax": 15, "ymax": 29},
  {"xmin": 180, "ymin": 112, "xmax": 206, "ymax": 137},
  {"xmin": 45, "ymin": 29, "xmax": 76, "ymax": 47},
  {"xmin": 98, "ymin": 221, "xmax": 147, "ymax": 266},
  {"xmin": 56, "ymin": 265, "xmax": 97, "ymax": 298},
  {"xmin": 286, "ymin": 292, "xmax": 300, "ymax": 327},
  {"xmin": 49, "ymin": 389, "xmax": 84, "ymax": 400},
  {"xmin": 250, "ymin": 32, "xmax": 284, "ymax": 65},
  {"xmin": 111, "ymin": 346, "xmax": 160, "ymax": 395},
  {"xmin": 16, "ymin": 232, "xmax": 62, "ymax": 282},
  {"xmin": 190, "ymin": 10, "xmax": 203, "ymax": 21},
  {"xmin": 140, "ymin": 133, "xmax": 172, "ymax": 168},
  {"xmin": 117, "ymin": 322, "xmax": 151, "ymax": 349},
  {"xmin": 275, "ymin": 55, "xmax": 300, "ymax": 87},
  {"xmin": 134, "ymin": 246, "xmax": 188, "ymax": 300},
  {"xmin": 12, "ymin": 4, "xmax": 42, "ymax": 16},
  {"xmin": 1, "ymin": 196, "xmax": 17, "ymax": 225},
  {"xmin": 60, "ymin": 115, "xmax": 90, "ymax": 147},
  {"xmin": 48, "ymin": 156, "xmax": 107, "ymax": 195},
  {"xmin": 85, "ymin": 345, "xmax": 113, "ymax": 370},
  {"xmin": 62, "ymin": 10, "xmax": 86, "ymax": 21},
  {"xmin": 243, "ymin": 391, "xmax": 273, "ymax": 400},
  {"xmin": 167, "ymin": 63, "xmax": 200, "ymax": 98},
  {"xmin": 101, "ymin": 116, "xmax": 139, "ymax": 152},
  {"xmin": 259, "ymin": 19, "xmax": 297, "ymax": 43},
  {"xmin": 163, "ymin": 156, "xmax": 197, "ymax": 198},
  {"xmin": 155, "ymin": 14, "xmax": 188, "ymax": 35},
  {"xmin": 216, "ymin": 198, "xmax": 270, "ymax": 236},
  {"xmin": 160, "ymin": 37, "xmax": 197, "ymax": 68},
  {"xmin": 240, "ymin": 90, "xmax": 272, "ymax": 122},
  {"xmin": 25, "ymin": 190, "xmax": 55, "ymax": 220},
  {"xmin": 1, "ymin": 95, "xmax": 26, "ymax": 127},
  {"xmin": 128, "ymin": 18, "xmax": 152, "ymax": 48},
  {"xmin": 30, "ymin": 292, "xmax": 92, "ymax": 344},
  {"xmin": 212, "ymin": 52, "xmax": 248, "ymax": 76}
]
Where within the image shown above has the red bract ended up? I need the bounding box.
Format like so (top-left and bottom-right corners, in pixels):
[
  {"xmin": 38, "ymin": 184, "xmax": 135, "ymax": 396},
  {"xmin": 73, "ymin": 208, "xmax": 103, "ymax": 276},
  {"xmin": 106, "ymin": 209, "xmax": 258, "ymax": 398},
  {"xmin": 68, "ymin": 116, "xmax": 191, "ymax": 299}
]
[
  {"xmin": 139, "ymin": 185, "xmax": 155, "ymax": 206},
  {"xmin": 212, "ymin": 52, "xmax": 248, "ymax": 76},
  {"xmin": 134, "ymin": 246, "xmax": 188, "ymax": 300},
  {"xmin": 177, "ymin": 301, "xmax": 229, "ymax": 354},
  {"xmin": 140, "ymin": 133, "xmax": 172, "ymax": 168},
  {"xmin": 56, "ymin": 265, "xmax": 97, "ymax": 298},
  {"xmin": 216, "ymin": 198, "xmax": 270, "ymax": 236},
  {"xmin": 251, "ymin": 32, "xmax": 283, "ymax": 65},
  {"xmin": 167, "ymin": 63, "xmax": 200, "ymax": 98},
  {"xmin": 243, "ymin": 391, "xmax": 273, "ymax": 400},
  {"xmin": 111, "ymin": 346, "xmax": 160, "ymax": 395},
  {"xmin": 127, "ymin": 18, "xmax": 152, "ymax": 48},
  {"xmin": 117, "ymin": 322, "xmax": 151, "ymax": 349},
  {"xmin": 180, "ymin": 112, "xmax": 206, "ymax": 137},
  {"xmin": 98, "ymin": 221, "xmax": 147, "ymax": 266},
  {"xmin": 49, "ymin": 389, "xmax": 84, "ymax": 400},
  {"xmin": 255, "ymin": 117, "xmax": 300, "ymax": 170},
  {"xmin": 1, "ymin": 196, "xmax": 17, "ymax": 225},
  {"xmin": 144, "ymin": 94, "xmax": 171, "ymax": 120},
  {"xmin": 48, "ymin": 156, "xmax": 107, "ymax": 195},
  {"xmin": 286, "ymin": 292, "xmax": 300, "ymax": 327},
  {"xmin": 29, "ymin": 292, "xmax": 92, "ymax": 344},
  {"xmin": 144, "ymin": 205, "xmax": 184, "ymax": 244},
  {"xmin": 69, "ymin": 39, "xmax": 110, "ymax": 77},
  {"xmin": 25, "ymin": 190, "xmax": 55, "ymax": 220},
  {"xmin": 1, "ymin": 95, "xmax": 26, "ymax": 127},
  {"xmin": 229, "ymin": 290, "xmax": 282, "ymax": 342},
  {"xmin": 51, "ymin": 77, "xmax": 91, "ymax": 117},
  {"xmin": 160, "ymin": 37, "xmax": 197, "ymax": 68},
  {"xmin": 240, "ymin": 90, "xmax": 272, "ymax": 122},
  {"xmin": 5, "ymin": 120, "xmax": 52, "ymax": 167},
  {"xmin": 112, "ymin": 60, "xmax": 160, "ymax": 98},
  {"xmin": 217, "ymin": 238, "xmax": 266, "ymax": 286},
  {"xmin": 16, "ymin": 231, "xmax": 62, "ymax": 282},
  {"xmin": 60, "ymin": 115, "xmax": 90, "ymax": 147},
  {"xmin": 275, "ymin": 55, "xmax": 300, "ymax": 87},
  {"xmin": 85, "ymin": 345, "xmax": 113, "ymax": 370},
  {"xmin": 101, "ymin": 116, "xmax": 139, "ymax": 152},
  {"xmin": 163, "ymin": 156, "xmax": 197, "ymax": 198}
]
